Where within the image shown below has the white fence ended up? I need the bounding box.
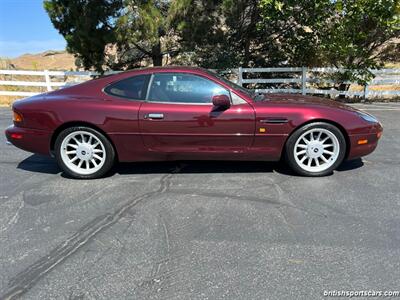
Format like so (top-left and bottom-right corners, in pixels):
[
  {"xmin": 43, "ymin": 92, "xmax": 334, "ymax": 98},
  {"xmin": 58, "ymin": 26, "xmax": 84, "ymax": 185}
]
[
  {"xmin": 0, "ymin": 70, "xmax": 118, "ymax": 97},
  {"xmin": 0, "ymin": 67, "xmax": 399, "ymax": 99},
  {"xmin": 238, "ymin": 67, "xmax": 400, "ymax": 99}
]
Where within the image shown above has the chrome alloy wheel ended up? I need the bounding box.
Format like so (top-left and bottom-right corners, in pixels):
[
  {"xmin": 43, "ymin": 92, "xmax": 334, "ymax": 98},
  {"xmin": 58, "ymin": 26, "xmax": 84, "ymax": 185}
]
[
  {"xmin": 294, "ymin": 128, "xmax": 340, "ymax": 173},
  {"xmin": 60, "ymin": 131, "xmax": 106, "ymax": 175}
]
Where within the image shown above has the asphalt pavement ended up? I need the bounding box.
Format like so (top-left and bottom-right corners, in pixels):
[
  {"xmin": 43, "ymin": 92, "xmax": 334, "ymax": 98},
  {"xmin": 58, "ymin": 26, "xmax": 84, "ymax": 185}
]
[{"xmin": 0, "ymin": 103, "xmax": 399, "ymax": 299}]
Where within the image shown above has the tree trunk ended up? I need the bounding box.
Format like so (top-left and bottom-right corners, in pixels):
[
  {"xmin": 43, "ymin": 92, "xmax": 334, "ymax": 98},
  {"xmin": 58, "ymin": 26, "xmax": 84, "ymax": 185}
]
[
  {"xmin": 243, "ymin": 2, "xmax": 258, "ymax": 66},
  {"xmin": 152, "ymin": 55, "xmax": 163, "ymax": 66},
  {"xmin": 243, "ymin": 39, "xmax": 250, "ymax": 66},
  {"xmin": 337, "ymin": 83, "xmax": 350, "ymax": 99},
  {"xmin": 151, "ymin": 42, "xmax": 163, "ymax": 66}
]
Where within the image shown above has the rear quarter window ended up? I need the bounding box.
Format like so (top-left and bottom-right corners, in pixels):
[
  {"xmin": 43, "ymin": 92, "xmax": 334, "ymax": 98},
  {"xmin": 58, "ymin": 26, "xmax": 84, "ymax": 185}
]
[{"xmin": 104, "ymin": 75, "xmax": 150, "ymax": 100}]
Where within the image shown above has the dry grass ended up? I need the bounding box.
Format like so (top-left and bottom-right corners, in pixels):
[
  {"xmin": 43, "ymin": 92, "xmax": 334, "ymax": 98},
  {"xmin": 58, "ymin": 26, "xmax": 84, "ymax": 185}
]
[
  {"xmin": 350, "ymin": 84, "xmax": 400, "ymax": 91},
  {"xmin": 385, "ymin": 62, "xmax": 400, "ymax": 69}
]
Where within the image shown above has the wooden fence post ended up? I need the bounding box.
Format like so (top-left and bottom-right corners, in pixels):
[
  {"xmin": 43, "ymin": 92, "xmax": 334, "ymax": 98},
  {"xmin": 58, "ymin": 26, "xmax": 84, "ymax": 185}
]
[
  {"xmin": 44, "ymin": 70, "xmax": 52, "ymax": 91},
  {"xmin": 363, "ymin": 83, "xmax": 369, "ymax": 101},
  {"xmin": 301, "ymin": 67, "xmax": 307, "ymax": 95},
  {"xmin": 237, "ymin": 67, "xmax": 243, "ymax": 86}
]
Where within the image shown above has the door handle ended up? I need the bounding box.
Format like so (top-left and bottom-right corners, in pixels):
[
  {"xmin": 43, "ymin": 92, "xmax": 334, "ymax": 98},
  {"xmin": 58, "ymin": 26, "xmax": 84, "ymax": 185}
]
[{"xmin": 145, "ymin": 113, "xmax": 164, "ymax": 119}]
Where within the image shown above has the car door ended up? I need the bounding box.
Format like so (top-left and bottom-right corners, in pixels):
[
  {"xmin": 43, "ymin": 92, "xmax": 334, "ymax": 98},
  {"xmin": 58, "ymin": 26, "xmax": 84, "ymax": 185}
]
[{"xmin": 138, "ymin": 72, "xmax": 255, "ymax": 156}]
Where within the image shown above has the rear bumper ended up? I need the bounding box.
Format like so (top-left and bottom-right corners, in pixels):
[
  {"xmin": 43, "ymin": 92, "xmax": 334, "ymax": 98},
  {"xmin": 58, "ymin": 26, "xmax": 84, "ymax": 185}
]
[
  {"xmin": 347, "ymin": 123, "xmax": 383, "ymax": 160},
  {"xmin": 5, "ymin": 125, "xmax": 52, "ymax": 156}
]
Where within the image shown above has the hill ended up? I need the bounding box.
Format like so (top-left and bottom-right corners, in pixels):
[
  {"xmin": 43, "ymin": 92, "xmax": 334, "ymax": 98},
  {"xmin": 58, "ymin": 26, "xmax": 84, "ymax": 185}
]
[{"xmin": 0, "ymin": 50, "xmax": 76, "ymax": 70}]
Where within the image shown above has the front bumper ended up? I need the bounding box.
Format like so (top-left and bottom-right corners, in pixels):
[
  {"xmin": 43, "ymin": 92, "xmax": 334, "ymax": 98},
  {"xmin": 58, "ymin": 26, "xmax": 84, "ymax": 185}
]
[
  {"xmin": 5, "ymin": 125, "xmax": 52, "ymax": 156},
  {"xmin": 347, "ymin": 123, "xmax": 383, "ymax": 160}
]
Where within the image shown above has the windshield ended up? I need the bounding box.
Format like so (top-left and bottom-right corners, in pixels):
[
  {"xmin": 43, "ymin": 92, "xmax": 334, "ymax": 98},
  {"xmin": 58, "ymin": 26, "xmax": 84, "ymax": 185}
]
[{"xmin": 205, "ymin": 70, "xmax": 254, "ymax": 98}]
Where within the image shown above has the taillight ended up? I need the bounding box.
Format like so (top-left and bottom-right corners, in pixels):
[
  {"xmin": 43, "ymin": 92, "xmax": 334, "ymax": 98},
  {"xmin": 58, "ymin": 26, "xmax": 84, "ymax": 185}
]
[
  {"xmin": 13, "ymin": 111, "xmax": 23, "ymax": 123},
  {"xmin": 10, "ymin": 133, "xmax": 23, "ymax": 139}
]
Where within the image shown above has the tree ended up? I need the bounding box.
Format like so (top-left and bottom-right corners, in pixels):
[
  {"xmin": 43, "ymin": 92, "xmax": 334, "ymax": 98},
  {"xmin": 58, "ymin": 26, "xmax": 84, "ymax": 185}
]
[
  {"xmin": 44, "ymin": 0, "xmax": 123, "ymax": 72},
  {"xmin": 177, "ymin": 0, "xmax": 399, "ymax": 69},
  {"xmin": 114, "ymin": 0, "xmax": 182, "ymax": 68},
  {"xmin": 45, "ymin": 0, "xmax": 400, "ymax": 78},
  {"xmin": 322, "ymin": 0, "xmax": 400, "ymax": 83},
  {"xmin": 174, "ymin": 0, "xmax": 337, "ymax": 68},
  {"xmin": 172, "ymin": 0, "xmax": 263, "ymax": 68},
  {"xmin": 44, "ymin": 0, "xmax": 186, "ymax": 71},
  {"xmin": 256, "ymin": 0, "xmax": 334, "ymax": 66},
  {"xmin": 256, "ymin": 0, "xmax": 400, "ymax": 83}
]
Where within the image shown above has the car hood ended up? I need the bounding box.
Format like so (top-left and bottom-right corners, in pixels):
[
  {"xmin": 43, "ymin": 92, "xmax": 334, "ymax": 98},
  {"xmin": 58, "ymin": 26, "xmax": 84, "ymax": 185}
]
[{"xmin": 255, "ymin": 93, "xmax": 358, "ymax": 112}]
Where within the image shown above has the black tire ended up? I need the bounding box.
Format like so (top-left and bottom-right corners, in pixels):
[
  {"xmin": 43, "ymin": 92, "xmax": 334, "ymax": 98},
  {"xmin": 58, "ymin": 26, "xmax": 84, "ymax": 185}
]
[
  {"xmin": 284, "ymin": 122, "xmax": 346, "ymax": 177},
  {"xmin": 54, "ymin": 126, "xmax": 115, "ymax": 179}
]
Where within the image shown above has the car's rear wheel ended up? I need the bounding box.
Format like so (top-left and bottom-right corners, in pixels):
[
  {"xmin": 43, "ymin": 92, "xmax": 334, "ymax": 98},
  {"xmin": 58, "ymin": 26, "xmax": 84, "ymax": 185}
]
[
  {"xmin": 285, "ymin": 122, "xmax": 346, "ymax": 176},
  {"xmin": 55, "ymin": 126, "xmax": 115, "ymax": 179}
]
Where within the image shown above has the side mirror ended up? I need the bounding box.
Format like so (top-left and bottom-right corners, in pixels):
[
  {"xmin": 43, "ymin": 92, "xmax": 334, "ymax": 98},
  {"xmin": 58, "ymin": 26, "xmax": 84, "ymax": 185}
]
[{"xmin": 212, "ymin": 94, "xmax": 231, "ymax": 108}]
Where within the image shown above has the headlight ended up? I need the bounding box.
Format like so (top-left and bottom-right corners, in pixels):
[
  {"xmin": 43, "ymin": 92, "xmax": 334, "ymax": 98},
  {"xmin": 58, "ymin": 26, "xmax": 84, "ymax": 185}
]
[{"xmin": 357, "ymin": 111, "xmax": 379, "ymax": 123}]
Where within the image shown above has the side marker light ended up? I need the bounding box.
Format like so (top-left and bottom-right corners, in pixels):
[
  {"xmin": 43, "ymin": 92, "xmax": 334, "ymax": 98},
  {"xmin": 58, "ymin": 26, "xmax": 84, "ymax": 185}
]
[
  {"xmin": 357, "ymin": 139, "xmax": 368, "ymax": 145},
  {"xmin": 13, "ymin": 111, "xmax": 23, "ymax": 123}
]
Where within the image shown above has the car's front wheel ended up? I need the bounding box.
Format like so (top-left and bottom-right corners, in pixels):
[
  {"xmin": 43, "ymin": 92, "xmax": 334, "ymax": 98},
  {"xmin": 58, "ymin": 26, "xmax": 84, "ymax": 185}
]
[
  {"xmin": 55, "ymin": 126, "xmax": 115, "ymax": 179},
  {"xmin": 285, "ymin": 122, "xmax": 346, "ymax": 176}
]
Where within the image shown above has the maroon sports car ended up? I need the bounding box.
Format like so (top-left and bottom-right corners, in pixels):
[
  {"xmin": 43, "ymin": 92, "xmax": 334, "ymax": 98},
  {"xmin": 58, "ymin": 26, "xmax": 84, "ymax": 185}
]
[{"xmin": 5, "ymin": 66, "xmax": 382, "ymax": 179}]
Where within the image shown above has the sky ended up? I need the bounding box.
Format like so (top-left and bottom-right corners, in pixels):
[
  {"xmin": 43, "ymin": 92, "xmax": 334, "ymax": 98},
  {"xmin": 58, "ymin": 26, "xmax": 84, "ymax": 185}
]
[{"xmin": 0, "ymin": 0, "xmax": 66, "ymax": 58}]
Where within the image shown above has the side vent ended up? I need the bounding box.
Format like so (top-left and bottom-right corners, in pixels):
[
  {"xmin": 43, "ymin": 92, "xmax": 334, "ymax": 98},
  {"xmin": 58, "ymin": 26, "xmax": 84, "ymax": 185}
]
[{"xmin": 259, "ymin": 118, "xmax": 289, "ymax": 124}]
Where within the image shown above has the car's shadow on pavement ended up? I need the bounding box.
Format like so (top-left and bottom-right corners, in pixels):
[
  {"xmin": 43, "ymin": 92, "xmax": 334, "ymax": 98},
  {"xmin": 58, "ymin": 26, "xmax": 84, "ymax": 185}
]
[
  {"xmin": 116, "ymin": 160, "xmax": 287, "ymax": 175},
  {"xmin": 17, "ymin": 154, "xmax": 61, "ymax": 174},
  {"xmin": 17, "ymin": 154, "xmax": 364, "ymax": 178},
  {"xmin": 336, "ymin": 158, "xmax": 364, "ymax": 172}
]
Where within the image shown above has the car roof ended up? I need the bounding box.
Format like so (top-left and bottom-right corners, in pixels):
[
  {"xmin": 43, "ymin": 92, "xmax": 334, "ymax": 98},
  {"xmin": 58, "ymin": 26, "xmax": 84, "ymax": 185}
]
[
  {"xmin": 121, "ymin": 66, "xmax": 210, "ymax": 75},
  {"xmin": 97, "ymin": 66, "xmax": 216, "ymax": 85}
]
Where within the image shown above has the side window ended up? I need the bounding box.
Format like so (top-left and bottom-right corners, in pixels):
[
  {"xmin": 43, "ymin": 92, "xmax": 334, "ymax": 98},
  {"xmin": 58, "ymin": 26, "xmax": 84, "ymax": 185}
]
[
  {"xmin": 148, "ymin": 73, "xmax": 230, "ymax": 103},
  {"xmin": 104, "ymin": 75, "xmax": 150, "ymax": 100}
]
